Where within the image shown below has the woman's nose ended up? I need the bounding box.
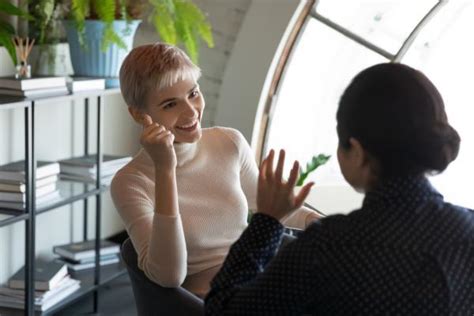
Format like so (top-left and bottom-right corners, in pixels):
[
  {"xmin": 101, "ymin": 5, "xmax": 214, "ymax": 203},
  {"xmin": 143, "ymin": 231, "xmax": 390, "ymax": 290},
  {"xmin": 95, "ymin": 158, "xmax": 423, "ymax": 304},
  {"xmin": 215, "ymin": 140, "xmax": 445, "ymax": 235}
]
[{"xmin": 183, "ymin": 100, "xmax": 198, "ymax": 116}]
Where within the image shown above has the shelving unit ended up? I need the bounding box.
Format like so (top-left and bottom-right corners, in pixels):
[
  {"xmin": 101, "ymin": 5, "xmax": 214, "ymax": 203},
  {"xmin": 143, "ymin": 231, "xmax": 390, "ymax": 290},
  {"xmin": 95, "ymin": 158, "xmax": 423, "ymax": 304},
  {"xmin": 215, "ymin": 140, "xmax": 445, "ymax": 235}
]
[{"xmin": 0, "ymin": 88, "xmax": 127, "ymax": 315}]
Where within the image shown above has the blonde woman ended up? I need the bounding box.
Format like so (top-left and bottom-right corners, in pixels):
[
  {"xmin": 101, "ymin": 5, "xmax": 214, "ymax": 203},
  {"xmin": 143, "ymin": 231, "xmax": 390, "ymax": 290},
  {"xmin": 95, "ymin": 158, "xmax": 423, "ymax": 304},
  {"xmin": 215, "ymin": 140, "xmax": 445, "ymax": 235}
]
[{"xmin": 110, "ymin": 43, "xmax": 320, "ymax": 311}]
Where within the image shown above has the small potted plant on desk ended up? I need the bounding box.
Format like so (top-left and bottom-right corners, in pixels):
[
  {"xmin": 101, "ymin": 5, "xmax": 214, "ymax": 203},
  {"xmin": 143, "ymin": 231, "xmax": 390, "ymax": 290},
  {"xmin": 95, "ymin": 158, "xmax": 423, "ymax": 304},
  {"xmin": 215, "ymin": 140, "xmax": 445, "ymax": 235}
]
[{"xmin": 59, "ymin": 0, "xmax": 214, "ymax": 88}]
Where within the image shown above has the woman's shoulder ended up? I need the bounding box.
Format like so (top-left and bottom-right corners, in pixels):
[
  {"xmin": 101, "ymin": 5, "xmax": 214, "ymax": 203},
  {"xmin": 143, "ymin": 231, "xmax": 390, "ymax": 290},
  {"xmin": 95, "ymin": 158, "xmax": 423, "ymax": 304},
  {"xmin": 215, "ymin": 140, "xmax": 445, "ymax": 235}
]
[
  {"xmin": 202, "ymin": 126, "xmax": 248, "ymax": 149},
  {"xmin": 111, "ymin": 151, "xmax": 153, "ymax": 190}
]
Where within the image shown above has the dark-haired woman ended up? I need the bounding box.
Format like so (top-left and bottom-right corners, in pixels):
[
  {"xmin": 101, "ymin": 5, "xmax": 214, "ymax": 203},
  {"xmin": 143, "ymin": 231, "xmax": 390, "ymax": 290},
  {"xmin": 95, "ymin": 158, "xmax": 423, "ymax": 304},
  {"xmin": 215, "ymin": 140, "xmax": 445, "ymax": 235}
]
[{"xmin": 205, "ymin": 63, "xmax": 474, "ymax": 315}]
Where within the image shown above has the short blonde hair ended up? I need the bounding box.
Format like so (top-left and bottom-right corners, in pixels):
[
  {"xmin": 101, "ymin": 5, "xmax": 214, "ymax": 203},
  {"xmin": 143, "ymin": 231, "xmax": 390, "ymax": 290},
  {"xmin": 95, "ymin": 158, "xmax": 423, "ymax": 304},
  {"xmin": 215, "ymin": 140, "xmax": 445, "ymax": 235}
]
[{"xmin": 119, "ymin": 42, "xmax": 201, "ymax": 110}]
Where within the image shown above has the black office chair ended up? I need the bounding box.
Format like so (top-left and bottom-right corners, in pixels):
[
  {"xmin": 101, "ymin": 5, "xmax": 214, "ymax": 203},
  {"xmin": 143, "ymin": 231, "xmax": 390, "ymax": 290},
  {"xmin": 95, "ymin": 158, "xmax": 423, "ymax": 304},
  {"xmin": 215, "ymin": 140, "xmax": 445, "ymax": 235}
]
[{"xmin": 120, "ymin": 238, "xmax": 204, "ymax": 316}]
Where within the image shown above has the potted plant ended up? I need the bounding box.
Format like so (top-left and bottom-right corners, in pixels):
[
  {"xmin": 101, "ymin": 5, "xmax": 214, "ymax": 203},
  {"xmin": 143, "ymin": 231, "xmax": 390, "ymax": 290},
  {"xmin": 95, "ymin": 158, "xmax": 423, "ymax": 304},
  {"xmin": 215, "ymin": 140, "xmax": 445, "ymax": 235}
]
[
  {"xmin": 27, "ymin": 0, "xmax": 74, "ymax": 76},
  {"xmin": 59, "ymin": 0, "xmax": 214, "ymax": 87}
]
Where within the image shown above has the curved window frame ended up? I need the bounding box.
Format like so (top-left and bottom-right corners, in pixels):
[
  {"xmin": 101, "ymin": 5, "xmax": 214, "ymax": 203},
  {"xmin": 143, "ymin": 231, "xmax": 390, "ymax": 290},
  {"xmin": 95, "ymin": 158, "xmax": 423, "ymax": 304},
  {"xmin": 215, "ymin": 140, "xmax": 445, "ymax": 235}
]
[{"xmin": 254, "ymin": 0, "xmax": 449, "ymax": 213}]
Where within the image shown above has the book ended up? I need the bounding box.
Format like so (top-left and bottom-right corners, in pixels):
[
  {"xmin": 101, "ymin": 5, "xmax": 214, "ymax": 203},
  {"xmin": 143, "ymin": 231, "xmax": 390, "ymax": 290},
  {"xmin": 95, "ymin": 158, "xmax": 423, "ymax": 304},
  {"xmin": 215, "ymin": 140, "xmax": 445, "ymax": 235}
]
[
  {"xmin": 59, "ymin": 154, "xmax": 131, "ymax": 169},
  {"xmin": 0, "ymin": 160, "xmax": 60, "ymax": 182},
  {"xmin": 0, "ymin": 86, "xmax": 69, "ymax": 98},
  {"xmin": 0, "ymin": 183, "xmax": 56, "ymax": 202},
  {"xmin": 0, "ymin": 276, "xmax": 77, "ymax": 303},
  {"xmin": 53, "ymin": 240, "xmax": 120, "ymax": 261},
  {"xmin": 59, "ymin": 173, "xmax": 114, "ymax": 185},
  {"xmin": 67, "ymin": 77, "xmax": 105, "ymax": 92},
  {"xmin": 0, "ymin": 76, "xmax": 66, "ymax": 90},
  {"xmin": 0, "ymin": 276, "xmax": 80, "ymax": 312},
  {"xmin": 56, "ymin": 254, "xmax": 120, "ymax": 271},
  {"xmin": 8, "ymin": 260, "xmax": 68, "ymax": 291},
  {"xmin": 0, "ymin": 175, "xmax": 58, "ymax": 193},
  {"xmin": 0, "ymin": 190, "xmax": 61, "ymax": 211}
]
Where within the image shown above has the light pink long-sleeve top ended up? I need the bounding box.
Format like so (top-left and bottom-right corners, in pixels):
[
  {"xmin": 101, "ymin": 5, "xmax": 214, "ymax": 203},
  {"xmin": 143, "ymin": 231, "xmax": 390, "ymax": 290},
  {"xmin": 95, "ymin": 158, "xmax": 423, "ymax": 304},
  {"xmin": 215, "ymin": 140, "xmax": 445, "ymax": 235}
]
[{"xmin": 111, "ymin": 127, "xmax": 317, "ymax": 297}]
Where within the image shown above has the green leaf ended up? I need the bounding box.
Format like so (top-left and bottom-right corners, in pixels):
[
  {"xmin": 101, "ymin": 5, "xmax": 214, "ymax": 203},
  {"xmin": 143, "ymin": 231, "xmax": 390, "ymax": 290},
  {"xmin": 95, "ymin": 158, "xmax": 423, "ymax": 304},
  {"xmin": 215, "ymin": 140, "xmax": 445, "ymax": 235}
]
[
  {"xmin": 296, "ymin": 154, "xmax": 331, "ymax": 186},
  {"xmin": 0, "ymin": 20, "xmax": 15, "ymax": 35},
  {"xmin": 0, "ymin": 0, "xmax": 30, "ymax": 17},
  {"xmin": 0, "ymin": 30, "xmax": 17, "ymax": 65},
  {"xmin": 149, "ymin": 1, "xmax": 177, "ymax": 44},
  {"xmin": 70, "ymin": 0, "xmax": 90, "ymax": 49}
]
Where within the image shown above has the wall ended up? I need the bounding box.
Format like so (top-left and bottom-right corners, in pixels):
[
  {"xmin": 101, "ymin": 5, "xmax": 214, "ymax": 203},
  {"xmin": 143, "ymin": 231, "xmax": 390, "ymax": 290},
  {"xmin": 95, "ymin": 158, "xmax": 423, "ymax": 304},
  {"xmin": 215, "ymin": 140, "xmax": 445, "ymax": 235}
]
[
  {"xmin": 0, "ymin": 0, "xmax": 253, "ymax": 285},
  {"xmin": 215, "ymin": 0, "xmax": 301, "ymax": 141}
]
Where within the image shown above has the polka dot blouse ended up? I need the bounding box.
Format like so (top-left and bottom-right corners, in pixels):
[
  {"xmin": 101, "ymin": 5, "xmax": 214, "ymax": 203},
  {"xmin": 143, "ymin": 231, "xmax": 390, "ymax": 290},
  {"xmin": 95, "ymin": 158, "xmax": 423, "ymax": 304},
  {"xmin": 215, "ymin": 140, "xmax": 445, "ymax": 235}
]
[{"xmin": 205, "ymin": 176, "xmax": 474, "ymax": 315}]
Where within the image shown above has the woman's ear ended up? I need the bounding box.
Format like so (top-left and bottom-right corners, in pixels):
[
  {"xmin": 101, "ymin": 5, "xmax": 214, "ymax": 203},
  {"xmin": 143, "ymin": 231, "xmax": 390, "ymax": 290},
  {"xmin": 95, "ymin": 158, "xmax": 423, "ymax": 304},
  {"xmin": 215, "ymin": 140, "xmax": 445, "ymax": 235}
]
[
  {"xmin": 348, "ymin": 137, "xmax": 368, "ymax": 168},
  {"xmin": 128, "ymin": 106, "xmax": 144, "ymax": 124}
]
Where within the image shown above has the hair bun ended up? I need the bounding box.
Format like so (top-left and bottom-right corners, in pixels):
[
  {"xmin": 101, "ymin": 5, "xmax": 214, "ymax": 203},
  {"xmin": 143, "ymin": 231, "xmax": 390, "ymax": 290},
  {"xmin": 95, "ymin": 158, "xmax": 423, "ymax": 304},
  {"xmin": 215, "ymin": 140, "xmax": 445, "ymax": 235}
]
[{"xmin": 414, "ymin": 124, "xmax": 460, "ymax": 173}]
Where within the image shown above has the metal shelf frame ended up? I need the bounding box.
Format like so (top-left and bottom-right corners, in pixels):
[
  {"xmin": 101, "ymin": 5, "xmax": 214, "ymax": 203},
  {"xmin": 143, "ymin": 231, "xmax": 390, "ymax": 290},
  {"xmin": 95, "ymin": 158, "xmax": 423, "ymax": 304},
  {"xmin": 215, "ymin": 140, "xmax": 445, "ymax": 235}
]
[{"xmin": 0, "ymin": 88, "xmax": 124, "ymax": 315}]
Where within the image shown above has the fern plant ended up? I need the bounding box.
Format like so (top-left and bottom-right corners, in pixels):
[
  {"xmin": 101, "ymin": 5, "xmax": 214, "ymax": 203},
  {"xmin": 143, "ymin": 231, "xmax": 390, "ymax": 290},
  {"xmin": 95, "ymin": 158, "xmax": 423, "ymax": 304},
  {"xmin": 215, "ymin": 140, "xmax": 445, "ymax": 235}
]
[
  {"xmin": 65, "ymin": 0, "xmax": 213, "ymax": 63},
  {"xmin": 0, "ymin": 0, "xmax": 31, "ymax": 66}
]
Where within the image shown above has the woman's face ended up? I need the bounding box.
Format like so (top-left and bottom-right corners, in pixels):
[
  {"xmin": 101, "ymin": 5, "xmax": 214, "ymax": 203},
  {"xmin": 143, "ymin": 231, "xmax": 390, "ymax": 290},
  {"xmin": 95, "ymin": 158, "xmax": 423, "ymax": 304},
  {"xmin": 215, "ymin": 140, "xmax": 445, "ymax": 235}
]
[{"xmin": 143, "ymin": 78, "xmax": 205, "ymax": 143}]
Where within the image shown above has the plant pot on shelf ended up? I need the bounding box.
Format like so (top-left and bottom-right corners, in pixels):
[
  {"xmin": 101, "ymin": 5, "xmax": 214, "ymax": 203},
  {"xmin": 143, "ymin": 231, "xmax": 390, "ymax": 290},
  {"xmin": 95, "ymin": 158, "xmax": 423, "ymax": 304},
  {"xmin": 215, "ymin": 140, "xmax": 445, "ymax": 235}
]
[
  {"xmin": 64, "ymin": 20, "xmax": 141, "ymax": 88},
  {"xmin": 30, "ymin": 43, "xmax": 74, "ymax": 77}
]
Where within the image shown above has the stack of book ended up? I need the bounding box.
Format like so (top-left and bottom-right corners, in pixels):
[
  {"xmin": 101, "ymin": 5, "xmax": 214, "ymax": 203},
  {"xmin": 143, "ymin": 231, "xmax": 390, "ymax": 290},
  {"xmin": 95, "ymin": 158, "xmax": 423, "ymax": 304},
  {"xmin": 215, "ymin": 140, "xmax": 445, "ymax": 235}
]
[
  {"xmin": 58, "ymin": 154, "xmax": 132, "ymax": 185},
  {"xmin": 54, "ymin": 240, "xmax": 121, "ymax": 271},
  {"xmin": 0, "ymin": 160, "xmax": 61, "ymax": 211},
  {"xmin": 0, "ymin": 76, "xmax": 69, "ymax": 98},
  {"xmin": 0, "ymin": 260, "xmax": 81, "ymax": 312}
]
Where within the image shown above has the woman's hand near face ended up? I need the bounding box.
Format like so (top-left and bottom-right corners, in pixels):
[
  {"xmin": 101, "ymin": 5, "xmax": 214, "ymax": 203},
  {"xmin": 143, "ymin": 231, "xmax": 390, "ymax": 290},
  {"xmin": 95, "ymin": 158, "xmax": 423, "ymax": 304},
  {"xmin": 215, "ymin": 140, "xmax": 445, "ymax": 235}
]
[
  {"xmin": 257, "ymin": 149, "xmax": 314, "ymax": 221},
  {"xmin": 140, "ymin": 114, "xmax": 177, "ymax": 171}
]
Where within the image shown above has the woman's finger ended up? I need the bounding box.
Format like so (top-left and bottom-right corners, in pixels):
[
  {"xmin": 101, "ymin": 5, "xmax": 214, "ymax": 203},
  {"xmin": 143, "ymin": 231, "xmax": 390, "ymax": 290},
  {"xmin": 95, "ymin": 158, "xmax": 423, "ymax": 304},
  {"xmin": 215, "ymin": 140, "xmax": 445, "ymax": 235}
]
[
  {"xmin": 275, "ymin": 149, "xmax": 285, "ymax": 183},
  {"xmin": 142, "ymin": 114, "xmax": 153, "ymax": 128},
  {"xmin": 265, "ymin": 149, "xmax": 275, "ymax": 181},
  {"xmin": 145, "ymin": 128, "xmax": 169, "ymax": 143},
  {"xmin": 287, "ymin": 160, "xmax": 300, "ymax": 188},
  {"xmin": 259, "ymin": 156, "xmax": 267, "ymax": 182},
  {"xmin": 294, "ymin": 182, "xmax": 314, "ymax": 208},
  {"xmin": 143, "ymin": 124, "xmax": 165, "ymax": 138}
]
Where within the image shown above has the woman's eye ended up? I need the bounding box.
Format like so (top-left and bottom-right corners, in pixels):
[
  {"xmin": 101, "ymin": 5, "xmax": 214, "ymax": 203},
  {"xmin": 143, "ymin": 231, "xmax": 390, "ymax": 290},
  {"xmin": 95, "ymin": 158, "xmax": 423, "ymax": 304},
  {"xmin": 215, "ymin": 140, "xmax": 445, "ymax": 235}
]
[
  {"xmin": 190, "ymin": 90, "xmax": 199, "ymax": 98},
  {"xmin": 163, "ymin": 102, "xmax": 176, "ymax": 109}
]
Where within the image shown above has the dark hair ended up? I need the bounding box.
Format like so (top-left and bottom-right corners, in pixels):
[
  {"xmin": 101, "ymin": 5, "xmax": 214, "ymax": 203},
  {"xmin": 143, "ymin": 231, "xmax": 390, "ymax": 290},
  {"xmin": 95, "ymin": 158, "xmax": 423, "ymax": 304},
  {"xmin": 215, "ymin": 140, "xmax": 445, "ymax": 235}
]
[{"xmin": 337, "ymin": 63, "xmax": 460, "ymax": 178}]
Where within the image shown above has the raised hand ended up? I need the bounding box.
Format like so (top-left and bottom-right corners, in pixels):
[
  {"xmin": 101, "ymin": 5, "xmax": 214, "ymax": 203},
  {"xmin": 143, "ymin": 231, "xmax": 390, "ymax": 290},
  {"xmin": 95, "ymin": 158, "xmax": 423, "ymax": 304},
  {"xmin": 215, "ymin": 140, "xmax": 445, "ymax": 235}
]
[
  {"xmin": 257, "ymin": 149, "xmax": 314, "ymax": 221},
  {"xmin": 140, "ymin": 114, "xmax": 177, "ymax": 170}
]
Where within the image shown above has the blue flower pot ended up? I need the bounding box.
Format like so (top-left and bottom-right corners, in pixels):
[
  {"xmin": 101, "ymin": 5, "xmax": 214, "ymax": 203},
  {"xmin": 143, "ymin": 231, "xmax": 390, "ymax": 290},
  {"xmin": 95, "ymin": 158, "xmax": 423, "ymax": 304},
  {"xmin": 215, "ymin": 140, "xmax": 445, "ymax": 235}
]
[{"xmin": 64, "ymin": 20, "xmax": 141, "ymax": 88}]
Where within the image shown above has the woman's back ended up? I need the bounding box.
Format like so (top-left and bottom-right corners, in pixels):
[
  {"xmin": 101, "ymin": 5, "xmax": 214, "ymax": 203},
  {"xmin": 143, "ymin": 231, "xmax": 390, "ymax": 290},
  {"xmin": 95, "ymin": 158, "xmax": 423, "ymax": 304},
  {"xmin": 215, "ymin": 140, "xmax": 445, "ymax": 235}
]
[{"xmin": 303, "ymin": 176, "xmax": 474, "ymax": 315}]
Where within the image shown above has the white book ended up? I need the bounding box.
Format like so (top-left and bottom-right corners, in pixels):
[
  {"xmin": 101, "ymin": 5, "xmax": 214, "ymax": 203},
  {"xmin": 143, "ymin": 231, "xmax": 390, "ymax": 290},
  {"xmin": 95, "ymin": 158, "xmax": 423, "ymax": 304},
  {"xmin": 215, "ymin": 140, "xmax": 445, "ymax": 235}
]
[
  {"xmin": 0, "ymin": 86, "xmax": 69, "ymax": 97},
  {"xmin": 0, "ymin": 190, "xmax": 61, "ymax": 211},
  {"xmin": 67, "ymin": 77, "xmax": 105, "ymax": 92},
  {"xmin": 56, "ymin": 255, "xmax": 120, "ymax": 271},
  {"xmin": 59, "ymin": 154, "xmax": 131, "ymax": 169},
  {"xmin": 0, "ymin": 279, "xmax": 80, "ymax": 311},
  {"xmin": 0, "ymin": 276, "xmax": 78, "ymax": 304},
  {"xmin": 0, "ymin": 175, "xmax": 58, "ymax": 193},
  {"xmin": 59, "ymin": 174, "xmax": 114, "ymax": 185},
  {"xmin": 60, "ymin": 164, "xmax": 124, "ymax": 177},
  {"xmin": 53, "ymin": 240, "xmax": 120, "ymax": 261},
  {"xmin": 0, "ymin": 76, "xmax": 67, "ymax": 90},
  {"xmin": 0, "ymin": 161, "xmax": 60, "ymax": 182},
  {"xmin": 0, "ymin": 183, "xmax": 57, "ymax": 202}
]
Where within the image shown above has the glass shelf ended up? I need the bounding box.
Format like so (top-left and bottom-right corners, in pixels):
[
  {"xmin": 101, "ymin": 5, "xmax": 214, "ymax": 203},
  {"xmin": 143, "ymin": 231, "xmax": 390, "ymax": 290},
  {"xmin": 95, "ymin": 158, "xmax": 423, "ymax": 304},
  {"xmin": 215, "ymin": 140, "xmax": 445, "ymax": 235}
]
[{"xmin": 0, "ymin": 180, "xmax": 109, "ymax": 228}]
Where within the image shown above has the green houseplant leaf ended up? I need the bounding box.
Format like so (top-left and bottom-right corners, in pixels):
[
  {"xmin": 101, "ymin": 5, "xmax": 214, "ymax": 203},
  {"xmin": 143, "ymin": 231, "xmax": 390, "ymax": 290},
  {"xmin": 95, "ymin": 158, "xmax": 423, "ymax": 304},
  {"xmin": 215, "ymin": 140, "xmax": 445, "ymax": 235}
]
[
  {"xmin": 296, "ymin": 154, "xmax": 331, "ymax": 186},
  {"xmin": 64, "ymin": 0, "xmax": 213, "ymax": 63},
  {"xmin": 0, "ymin": 0, "xmax": 32, "ymax": 65}
]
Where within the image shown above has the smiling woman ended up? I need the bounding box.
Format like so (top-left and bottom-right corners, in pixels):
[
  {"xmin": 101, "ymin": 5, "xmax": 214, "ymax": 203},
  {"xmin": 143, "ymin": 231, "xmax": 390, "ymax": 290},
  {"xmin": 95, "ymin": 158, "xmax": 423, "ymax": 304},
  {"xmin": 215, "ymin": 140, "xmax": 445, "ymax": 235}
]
[{"xmin": 110, "ymin": 42, "xmax": 322, "ymax": 315}]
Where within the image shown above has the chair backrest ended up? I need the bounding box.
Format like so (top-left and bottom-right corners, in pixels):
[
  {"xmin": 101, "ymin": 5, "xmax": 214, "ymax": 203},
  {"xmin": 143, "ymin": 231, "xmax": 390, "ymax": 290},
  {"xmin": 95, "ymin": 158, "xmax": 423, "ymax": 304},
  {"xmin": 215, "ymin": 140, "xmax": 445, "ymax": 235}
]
[{"xmin": 120, "ymin": 238, "xmax": 204, "ymax": 316}]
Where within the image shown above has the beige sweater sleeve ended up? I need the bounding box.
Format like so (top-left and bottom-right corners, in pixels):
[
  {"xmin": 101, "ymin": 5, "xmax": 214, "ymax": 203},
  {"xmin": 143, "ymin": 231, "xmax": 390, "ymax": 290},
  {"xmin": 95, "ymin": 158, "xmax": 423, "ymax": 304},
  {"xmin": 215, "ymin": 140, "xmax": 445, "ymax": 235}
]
[
  {"xmin": 111, "ymin": 172, "xmax": 187, "ymax": 287},
  {"xmin": 222, "ymin": 128, "xmax": 319, "ymax": 229}
]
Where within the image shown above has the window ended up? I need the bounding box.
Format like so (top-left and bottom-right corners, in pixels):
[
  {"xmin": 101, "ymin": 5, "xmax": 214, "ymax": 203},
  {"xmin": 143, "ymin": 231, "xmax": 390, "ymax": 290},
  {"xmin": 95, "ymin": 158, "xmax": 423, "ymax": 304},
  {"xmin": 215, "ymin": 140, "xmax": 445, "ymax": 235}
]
[{"xmin": 260, "ymin": 0, "xmax": 473, "ymax": 214}]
